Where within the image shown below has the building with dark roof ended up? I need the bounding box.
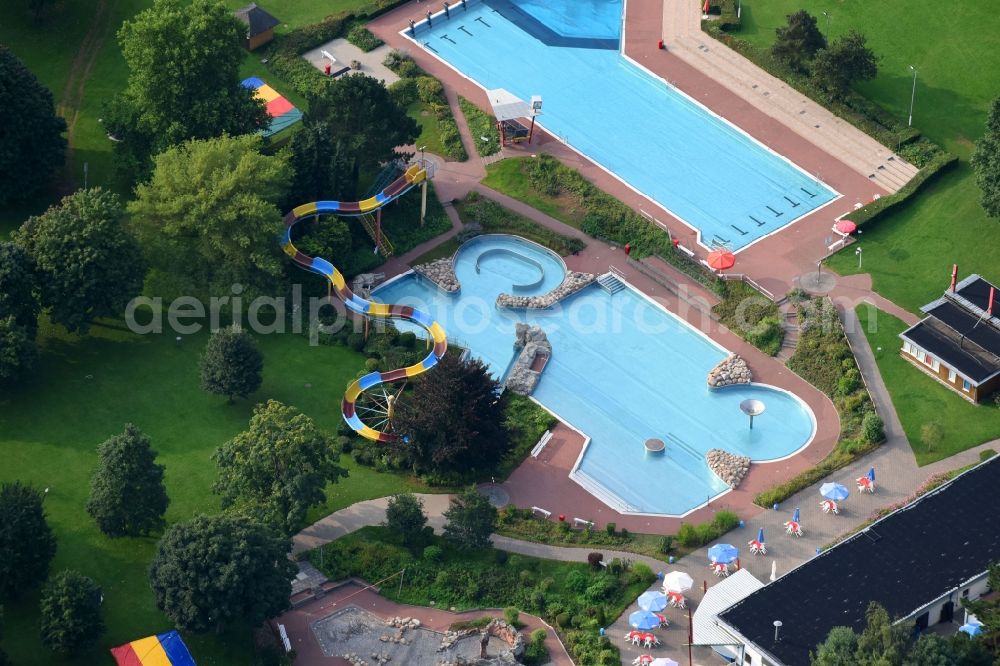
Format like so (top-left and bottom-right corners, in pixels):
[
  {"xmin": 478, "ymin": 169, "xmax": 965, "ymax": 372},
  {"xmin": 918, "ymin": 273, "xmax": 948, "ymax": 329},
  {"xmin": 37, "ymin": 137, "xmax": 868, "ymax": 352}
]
[
  {"xmin": 234, "ymin": 3, "xmax": 280, "ymax": 51},
  {"xmin": 899, "ymin": 271, "xmax": 1000, "ymax": 403},
  {"xmin": 713, "ymin": 454, "xmax": 1000, "ymax": 666}
]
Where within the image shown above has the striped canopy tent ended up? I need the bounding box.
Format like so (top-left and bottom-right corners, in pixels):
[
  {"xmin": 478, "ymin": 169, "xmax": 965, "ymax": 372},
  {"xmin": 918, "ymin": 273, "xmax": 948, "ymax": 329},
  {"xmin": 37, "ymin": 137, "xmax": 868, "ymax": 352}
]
[
  {"xmin": 242, "ymin": 77, "xmax": 303, "ymax": 137},
  {"xmin": 111, "ymin": 631, "xmax": 196, "ymax": 666}
]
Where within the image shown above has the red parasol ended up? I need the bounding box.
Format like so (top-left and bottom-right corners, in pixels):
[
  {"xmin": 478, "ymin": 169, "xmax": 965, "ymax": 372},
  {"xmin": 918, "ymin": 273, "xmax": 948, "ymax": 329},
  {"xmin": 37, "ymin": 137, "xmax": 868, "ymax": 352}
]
[
  {"xmin": 835, "ymin": 220, "xmax": 857, "ymax": 234},
  {"xmin": 703, "ymin": 0, "xmax": 711, "ymax": 14},
  {"xmin": 707, "ymin": 249, "xmax": 736, "ymax": 271}
]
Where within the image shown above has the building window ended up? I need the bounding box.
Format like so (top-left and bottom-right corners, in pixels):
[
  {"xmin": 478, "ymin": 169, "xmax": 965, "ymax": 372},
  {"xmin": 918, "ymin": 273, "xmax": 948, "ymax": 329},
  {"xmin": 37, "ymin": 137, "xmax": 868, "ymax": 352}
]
[
  {"xmin": 963, "ymin": 380, "xmax": 972, "ymax": 392},
  {"xmin": 923, "ymin": 354, "xmax": 935, "ymax": 367},
  {"xmin": 903, "ymin": 341, "xmax": 912, "ymax": 355},
  {"xmin": 948, "ymin": 369, "xmax": 957, "ymax": 383},
  {"xmin": 963, "ymin": 589, "xmax": 970, "ymax": 598}
]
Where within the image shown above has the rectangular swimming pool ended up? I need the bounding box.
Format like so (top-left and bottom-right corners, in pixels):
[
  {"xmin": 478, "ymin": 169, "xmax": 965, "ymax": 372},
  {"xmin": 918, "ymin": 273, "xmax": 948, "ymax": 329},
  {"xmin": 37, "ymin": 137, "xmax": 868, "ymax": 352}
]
[{"xmin": 406, "ymin": 0, "xmax": 838, "ymax": 250}]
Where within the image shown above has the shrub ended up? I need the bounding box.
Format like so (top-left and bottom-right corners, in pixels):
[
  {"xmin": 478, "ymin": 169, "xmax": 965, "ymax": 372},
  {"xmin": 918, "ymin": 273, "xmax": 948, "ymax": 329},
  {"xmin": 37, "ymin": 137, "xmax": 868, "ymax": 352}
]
[
  {"xmin": 396, "ymin": 59, "xmax": 421, "ymax": 78},
  {"xmin": 347, "ymin": 333, "xmax": 365, "ymax": 351},
  {"xmin": 399, "ymin": 331, "xmax": 417, "ymax": 348},
  {"xmin": 861, "ymin": 413, "xmax": 884, "ymax": 444},
  {"xmin": 587, "ymin": 552, "xmax": 604, "ymax": 569},
  {"xmin": 503, "ymin": 607, "xmax": 520, "ymax": 626},
  {"xmin": 365, "ymin": 358, "xmax": 380, "ymax": 372},
  {"xmin": 555, "ymin": 612, "xmax": 571, "ymax": 628},
  {"xmin": 658, "ymin": 535, "xmax": 675, "ymax": 554},
  {"xmin": 676, "ymin": 522, "xmax": 698, "ymax": 547},
  {"xmin": 565, "ymin": 570, "xmax": 588, "ymax": 594},
  {"xmin": 346, "ymin": 24, "xmax": 383, "ymax": 52},
  {"xmin": 495, "ymin": 549, "xmax": 508, "ymax": 565},
  {"xmin": 604, "ymin": 522, "xmax": 616, "ymax": 536},
  {"xmin": 980, "ymin": 449, "xmax": 997, "ymax": 462},
  {"xmin": 416, "ymin": 76, "xmax": 445, "ymax": 104},
  {"xmin": 712, "ymin": 510, "xmax": 740, "ymax": 533},
  {"xmin": 388, "ymin": 78, "xmax": 418, "ymax": 107}
]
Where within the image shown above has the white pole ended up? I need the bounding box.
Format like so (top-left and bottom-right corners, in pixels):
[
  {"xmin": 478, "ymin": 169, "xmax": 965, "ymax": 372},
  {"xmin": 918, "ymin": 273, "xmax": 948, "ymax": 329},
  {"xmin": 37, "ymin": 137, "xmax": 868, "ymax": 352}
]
[{"xmin": 908, "ymin": 66, "xmax": 917, "ymax": 127}]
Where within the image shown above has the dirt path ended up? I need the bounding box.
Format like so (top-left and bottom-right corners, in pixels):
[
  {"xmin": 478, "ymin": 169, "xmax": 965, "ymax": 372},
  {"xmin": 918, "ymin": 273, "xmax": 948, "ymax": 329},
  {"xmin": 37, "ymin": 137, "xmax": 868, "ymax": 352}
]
[{"xmin": 57, "ymin": 0, "xmax": 114, "ymax": 190}]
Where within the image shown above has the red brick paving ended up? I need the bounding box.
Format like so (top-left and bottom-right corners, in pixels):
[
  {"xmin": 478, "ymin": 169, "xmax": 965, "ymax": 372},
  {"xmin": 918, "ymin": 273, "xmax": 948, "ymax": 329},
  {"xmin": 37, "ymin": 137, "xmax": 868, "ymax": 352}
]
[{"xmin": 273, "ymin": 580, "xmax": 573, "ymax": 665}]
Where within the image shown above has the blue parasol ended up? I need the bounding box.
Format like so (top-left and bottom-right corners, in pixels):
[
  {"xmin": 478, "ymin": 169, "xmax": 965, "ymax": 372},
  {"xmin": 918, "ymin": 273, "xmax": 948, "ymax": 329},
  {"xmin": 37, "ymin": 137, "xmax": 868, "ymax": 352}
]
[
  {"xmin": 757, "ymin": 527, "xmax": 765, "ymax": 543},
  {"xmin": 629, "ymin": 610, "xmax": 661, "ymax": 630},
  {"xmin": 820, "ymin": 482, "xmax": 849, "ymax": 501},
  {"xmin": 792, "ymin": 507, "xmax": 800, "ymax": 523},
  {"xmin": 637, "ymin": 591, "xmax": 668, "ymax": 612},
  {"xmin": 708, "ymin": 543, "xmax": 739, "ymax": 564},
  {"xmin": 867, "ymin": 467, "xmax": 875, "ymax": 483},
  {"xmin": 960, "ymin": 621, "xmax": 983, "ymax": 637}
]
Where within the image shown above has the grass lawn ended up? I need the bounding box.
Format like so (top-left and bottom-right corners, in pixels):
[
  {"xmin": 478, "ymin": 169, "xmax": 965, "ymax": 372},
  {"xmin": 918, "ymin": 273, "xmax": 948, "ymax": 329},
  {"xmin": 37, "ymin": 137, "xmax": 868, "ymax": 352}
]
[
  {"xmin": 0, "ymin": 320, "xmax": 432, "ymax": 664},
  {"xmin": 731, "ymin": 0, "xmax": 1000, "ymax": 309},
  {"xmin": 855, "ymin": 305, "xmax": 1000, "ymax": 464},
  {"xmin": 411, "ymin": 236, "xmax": 462, "ymax": 265},
  {"xmin": 407, "ymin": 100, "xmax": 468, "ymax": 162},
  {"xmin": 482, "ymin": 159, "xmax": 586, "ymax": 229},
  {"xmin": 455, "ymin": 193, "xmax": 585, "ymax": 256}
]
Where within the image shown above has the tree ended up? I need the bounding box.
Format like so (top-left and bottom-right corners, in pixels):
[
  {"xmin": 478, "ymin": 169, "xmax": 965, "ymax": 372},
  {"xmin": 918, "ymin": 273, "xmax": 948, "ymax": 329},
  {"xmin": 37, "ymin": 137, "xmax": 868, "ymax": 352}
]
[
  {"xmin": 309, "ymin": 74, "xmax": 418, "ymax": 197},
  {"xmin": 811, "ymin": 31, "xmax": 878, "ymax": 100},
  {"xmin": 442, "ymin": 487, "xmax": 497, "ymax": 550},
  {"xmin": 13, "ymin": 188, "xmax": 145, "ymax": 334},
  {"xmin": 855, "ymin": 602, "xmax": 910, "ymax": 666},
  {"xmin": 148, "ymin": 514, "xmax": 296, "ymax": 632},
  {"xmin": 0, "ymin": 46, "xmax": 66, "ymax": 206},
  {"xmin": 287, "ymin": 122, "xmax": 356, "ymax": 205},
  {"xmin": 972, "ymin": 96, "xmax": 1000, "ymax": 219},
  {"xmin": 0, "ymin": 242, "xmax": 40, "ymax": 381},
  {"xmin": 920, "ymin": 421, "xmax": 944, "ymax": 453},
  {"xmin": 86, "ymin": 424, "xmax": 169, "ymax": 537},
  {"xmin": 394, "ymin": 354, "xmax": 509, "ymax": 478},
  {"xmin": 811, "ymin": 626, "xmax": 858, "ymax": 666},
  {"xmin": 39, "ymin": 570, "xmax": 104, "ymax": 654},
  {"xmin": 0, "ymin": 481, "xmax": 57, "ymax": 598},
  {"xmin": 0, "ymin": 315, "xmax": 38, "ymax": 382},
  {"xmin": 771, "ymin": 11, "xmax": 827, "ymax": 72},
  {"xmin": 199, "ymin": 325, "xmax": 264, "ymax": 402},
  {"xmin": 384, "ymin": 493, "xmax": 427, "ymax": 546},
  {"xmin": 128, "ymin": 134, "xmax": 291, "ymax": 299},
  {"xmin": 213, "ymin": 400, "xmax": 347, "ymax": 535},
  {"xmin": 963, "ymin": 562, "xmax": 1000, "ymax": 657},
  {"xmin": 106, "ymin": 0, "xmax": 267, "ymax": 178}
]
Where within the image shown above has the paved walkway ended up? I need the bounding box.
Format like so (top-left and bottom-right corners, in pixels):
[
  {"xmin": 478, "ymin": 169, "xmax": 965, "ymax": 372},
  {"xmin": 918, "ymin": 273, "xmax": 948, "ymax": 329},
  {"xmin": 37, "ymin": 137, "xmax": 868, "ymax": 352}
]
[{"xmin": 654, "ymin": 0, "xmax": 918, "ymax": 192}]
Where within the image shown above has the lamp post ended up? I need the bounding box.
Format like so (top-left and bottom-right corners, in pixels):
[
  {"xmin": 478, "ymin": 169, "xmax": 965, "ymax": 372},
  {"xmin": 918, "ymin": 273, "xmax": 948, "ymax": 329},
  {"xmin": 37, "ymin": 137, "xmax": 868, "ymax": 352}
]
[
  {"xmin": 822, "ymin": 11, "xmax": 830, "ymax": 27},
  {"xmin": 855, "ymin": 246, "xmax": 863, "ymax": 269},
  {"xmin": 908, "ymin": 65, "xmax": 918, "ymax": 127}
]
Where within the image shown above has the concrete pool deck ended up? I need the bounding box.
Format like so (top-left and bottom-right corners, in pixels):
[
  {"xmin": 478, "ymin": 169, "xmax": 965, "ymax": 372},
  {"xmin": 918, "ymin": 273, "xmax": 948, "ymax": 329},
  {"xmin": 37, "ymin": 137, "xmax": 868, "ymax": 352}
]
[{"xmin": 367, "ymin": 2, "xmax": 898, "ymax": 298}]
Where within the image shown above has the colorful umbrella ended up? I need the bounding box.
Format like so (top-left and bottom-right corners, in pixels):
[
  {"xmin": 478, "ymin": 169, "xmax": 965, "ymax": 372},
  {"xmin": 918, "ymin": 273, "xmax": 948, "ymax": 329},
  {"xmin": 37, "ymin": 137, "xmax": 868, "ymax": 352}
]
[
  {"xmin": 757, "ymin": 527, "xmax": 765, "ymax": 543},
  {"xmin": 111, "ymin": 631, "xmax": 196, "ymax": 666},
  {"xmin": 835, "ymin": 220, "xmax": 857, "ymax": 234},
  {"xmin": 820, "ymin": 482, "xmax": 850, "ymax": 501},
  {"xmin": 708, "ymin": 543, "xmax": 739, "ymax": 564},
  {"xmin": 707, "ymin": 249, "xmax": 736, "ymax": 271},
  {"xmin": 663, "ymin": 571, "xmax": 694, "ymax": 593},
  {"xmin": 629, "ymin": 610, "xmax": 661, "ymax": 630},
  {"xmin": 638, "ymin": 591, "xmax": 668, "ymax": 612},
  {"xmin": 867, "ymin": 467, "xmax": 875, "ymax": 483},
  {"xmin": 960, "ymin": 622, "xmax": 983, "ymax": 637},
  {"xmin": 792, "ymin": 507, "xmax": 801, "ymax": 523}
]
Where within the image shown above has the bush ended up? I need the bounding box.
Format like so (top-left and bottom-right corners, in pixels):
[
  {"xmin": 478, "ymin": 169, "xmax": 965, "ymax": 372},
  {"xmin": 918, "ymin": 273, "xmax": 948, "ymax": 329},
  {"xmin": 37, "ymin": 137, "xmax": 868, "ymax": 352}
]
[
  {"xmin": 365, "ymin": 357, "xmax": 380, "ymax": 372},
  {"xmin": 416, "ymin": 76, "xmax": 445, "ymax": 104},
  {"xmin": 605, "ymin": 522, "xmax": 616, "ymax": 536},
  {"xmin": 712, "ymin": 510, "xmax": 740, "ymax": 533},
  {"xmin": 388, "ymin": 78, "xmax": 418, "ymax": 107},
  {"xmin": 494, "ymin": 549, "xmax": 508, "ymax": 565},
  {"xmin": 862, "ymin": 413, "xmax": 885, "ymax": 444},
  {"xmin": 980, "ymin": 449, "xmax": 997, "ymax": 462},
  {"xmin": 658, "ymin": 535, "xmax": 675, "ymax": 554},
  {"xmin": 396, "ymin": 59, "xmax": 421, "ymax": 79},
  {"xmin": 587, "ymin": 552, "xmax": 604, "ymax": 569},
  {"xmin": 458, "ymin": 96, "xmax": 500, "ymax": 157},
  {"xmin": 399, "ymin": 331, "xmax": 417, "ymax": 348},
  {"xmin": 347, "ymin": 333, "xmax": 365, "ymax": 352},
  {"xmin": 503, "ymin": 607, "xmax": 520, "ymax": 626},
  {"xmin": 346, "ymin": 24, "xmax": 383, "ymax": 52},
  {"xmin": 676, "ymin": 522, "xmax": 698, "ymax": 547}
]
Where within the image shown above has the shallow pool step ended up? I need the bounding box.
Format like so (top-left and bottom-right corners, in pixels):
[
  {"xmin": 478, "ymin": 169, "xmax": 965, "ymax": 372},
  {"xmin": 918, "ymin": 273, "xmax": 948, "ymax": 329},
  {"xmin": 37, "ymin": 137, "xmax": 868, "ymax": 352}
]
[{"xmin": 597, "ymin": 273, "xmax": 626, "ymax": 294}]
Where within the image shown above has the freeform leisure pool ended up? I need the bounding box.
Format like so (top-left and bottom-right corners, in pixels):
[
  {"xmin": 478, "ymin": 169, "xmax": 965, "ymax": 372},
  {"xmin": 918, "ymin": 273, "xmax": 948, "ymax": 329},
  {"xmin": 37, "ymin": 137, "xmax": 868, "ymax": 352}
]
[
  {"xmin": 375, "ymin": 236, "xmax": 816, "ymax": 516},
  {"xmin": 405, "ymin": 0, "xmax": 839, "ymax": 251}
]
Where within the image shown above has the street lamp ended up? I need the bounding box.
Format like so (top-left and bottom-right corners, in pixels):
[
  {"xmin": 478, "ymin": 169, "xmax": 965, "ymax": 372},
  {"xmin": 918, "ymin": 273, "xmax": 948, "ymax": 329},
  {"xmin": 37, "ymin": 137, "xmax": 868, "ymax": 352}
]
[
  {"xmin": 822, "ymin": 11, "xmax": 830, "ymax": 27},
  {"xmin": 418, "ymin": 145, "xmax": 427, "ymax": 164},
  {"xmin": 908, "ymin": 65, "xmax": 918, "ymax": 127},
  {"xmin": 855, "ymin": 246, "xmax": 863, "ymax": 269}
]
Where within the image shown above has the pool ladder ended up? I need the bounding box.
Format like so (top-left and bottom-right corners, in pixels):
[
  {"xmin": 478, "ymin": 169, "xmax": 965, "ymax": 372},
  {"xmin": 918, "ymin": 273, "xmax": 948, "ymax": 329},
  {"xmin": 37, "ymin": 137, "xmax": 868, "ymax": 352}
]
[{"xmin": 597, "ymin": 272, "xmax": 626, "ymax": 295}]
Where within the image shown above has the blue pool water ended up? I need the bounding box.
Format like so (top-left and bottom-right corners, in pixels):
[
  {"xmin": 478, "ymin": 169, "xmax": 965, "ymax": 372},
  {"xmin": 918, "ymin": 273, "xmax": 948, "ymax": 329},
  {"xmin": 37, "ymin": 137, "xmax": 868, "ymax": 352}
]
[
  {"xmin": 409, "ymin": 0, "xmax": 837, "ymax": 250},
  {"xmin": 375, "ymin": 237, "xmax": 815, "ymax": 515}
]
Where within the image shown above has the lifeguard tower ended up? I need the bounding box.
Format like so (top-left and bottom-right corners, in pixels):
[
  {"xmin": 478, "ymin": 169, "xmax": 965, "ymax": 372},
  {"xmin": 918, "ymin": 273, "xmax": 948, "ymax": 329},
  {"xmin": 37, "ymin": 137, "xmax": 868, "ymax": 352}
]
[{"xmin": 487, "ymin": 88, "xmax": 543, "ymax": 147}]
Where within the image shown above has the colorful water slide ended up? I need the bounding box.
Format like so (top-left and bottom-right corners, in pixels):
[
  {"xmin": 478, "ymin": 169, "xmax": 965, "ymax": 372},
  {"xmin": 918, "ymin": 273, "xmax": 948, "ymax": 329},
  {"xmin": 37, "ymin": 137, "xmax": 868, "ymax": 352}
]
[{"xmin": 280, "ymin": 163, "xmax": 447, "ymax": 442}]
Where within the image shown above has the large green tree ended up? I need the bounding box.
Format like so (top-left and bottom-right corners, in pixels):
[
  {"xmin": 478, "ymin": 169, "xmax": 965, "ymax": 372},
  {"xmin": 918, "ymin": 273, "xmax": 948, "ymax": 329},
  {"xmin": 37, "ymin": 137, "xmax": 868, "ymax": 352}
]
[
  {"xmin": 199, "ymin": 325, "xmax": 263, "ymax": 402},
  {"xmin": 384, "ymin": 493, "xmax": 427, "ymax": 546},
  {"xmin": 13, "ymin": 188, "xmax": 145, "ymax": 333},
  {"xmin": 213, "ymin": 400, "xmax": 347, "ymax": 535},
  {"xmin": 39, "ymin": 570, "xmax": 104, "ymax": 654},
  {"xmin": 287, "ymin": 122, "xmax": 356, "ymax": 205},
  {"xmin": 106, "ymin": 0, "xmax": 267, "ymax": 177},
  {"xmin": 0, "ymin": 481, "xmax": 57, "ymax": 599},
  {"xmin": 811, "ymin": 626, "xmax": 858, "ymax": 666},
  {"xmin": 86, "ymin": 424, "xmax": 170, "ymax": 537},
  {"xmin": 811, "ymin": 31, "xmax": 879, "ymax": 100},
  {"xmin": 772, "ymin": 10, "xmax": 826, "ymax": 72},
  {"xmin": 309, "ymin": 74, "xmax": 419, "ymax": 197},
  {"xmin": 963, "ymin": 562, "xmax": 1000, "ymax": 656},
  {"xmin": 394, "ymin": 354, "xmax": 509, "ymax": 479},
  {"xmin": 0, "ymin": 46, "xmax": 66, "ymax": 206},
  {"xmin": 442, "ymin": 487, "xmax": 496, "ymax": 550},
  {"xmin": 128, "ymin": 134, "xmax": 291, "ymax": 299},
  {"xmin": 148, "ymin": 514, "xmax": 295, "ymax": 632},
  {"xmin": 0, "ymin": 242, "xmax": 40, "ymax": 381},
  {"xmin": 972, "ymin": 96, "xmax": 1000, "ymax": 219}
]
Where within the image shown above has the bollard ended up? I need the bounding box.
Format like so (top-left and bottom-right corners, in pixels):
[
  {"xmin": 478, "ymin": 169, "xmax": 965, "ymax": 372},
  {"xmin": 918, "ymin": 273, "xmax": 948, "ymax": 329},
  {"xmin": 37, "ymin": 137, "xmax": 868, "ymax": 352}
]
[
  {"xmin": 773, "ymin": 503, "xmax": 779, "ymax": 511},
  {"xmin": 739, "ymin": 520, "xmax": 745, "ymax": 528},
  {"xmin": 669, "ymin": 555, "xmax": 675, "ymax": 564},
  {"xmin": 658, "ymin": 39, "xmax": 665, "ymax": 49}
]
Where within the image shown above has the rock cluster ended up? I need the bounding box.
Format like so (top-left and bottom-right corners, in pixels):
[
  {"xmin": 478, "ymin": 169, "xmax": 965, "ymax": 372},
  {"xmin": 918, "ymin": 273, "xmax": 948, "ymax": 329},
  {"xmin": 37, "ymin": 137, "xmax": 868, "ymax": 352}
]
[
  {"xmin": 707, "ymin": 448, "xmax": 751, "ymax": 488},
  {"xmin": 496, "ymin": 272, "xmax": 594, "ymax": 309},
  {"xmin": 437, "ymin": 620, "xmax": 524, "ymax": 659},
  {"xmin": 387, "ymin": 616, "xmax": 421, "ymax": 630},
  {"xmin": 505, "ymin": 324, "xmax": 551, "ymax": 396},
  {"xmin": 413, "ymin": 258, "xmax": 460, "ymax": 293},
  {"xmin": 707, "ymin": 354, "xmax": 752, "ymax": 388}
]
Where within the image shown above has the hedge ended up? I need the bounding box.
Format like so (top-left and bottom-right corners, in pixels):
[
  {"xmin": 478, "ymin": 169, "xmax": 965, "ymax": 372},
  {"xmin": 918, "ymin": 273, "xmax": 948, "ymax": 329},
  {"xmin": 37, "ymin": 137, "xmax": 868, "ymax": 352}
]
[
  {"xmin": 458, "ymin": 96, "xmax": 501, "ymax": 157},
  {"xmin": 844, "ymin": 151, "xmax": 959, "ymax": 227}
]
